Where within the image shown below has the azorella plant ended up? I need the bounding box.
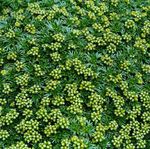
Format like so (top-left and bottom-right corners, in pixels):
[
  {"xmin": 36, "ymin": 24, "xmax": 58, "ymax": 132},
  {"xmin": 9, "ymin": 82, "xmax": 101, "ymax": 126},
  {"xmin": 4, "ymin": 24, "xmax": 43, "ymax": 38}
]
[{"xmin": 0, "ymin": 0, "xmax": 149, "ymax": 148}]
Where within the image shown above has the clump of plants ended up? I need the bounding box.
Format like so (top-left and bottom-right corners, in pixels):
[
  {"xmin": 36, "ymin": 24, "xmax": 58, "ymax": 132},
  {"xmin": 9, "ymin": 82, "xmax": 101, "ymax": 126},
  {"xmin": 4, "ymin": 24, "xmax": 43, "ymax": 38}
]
[{"xmin": 0, "ymin": 0, "xmax": 149, "ymax": 148}]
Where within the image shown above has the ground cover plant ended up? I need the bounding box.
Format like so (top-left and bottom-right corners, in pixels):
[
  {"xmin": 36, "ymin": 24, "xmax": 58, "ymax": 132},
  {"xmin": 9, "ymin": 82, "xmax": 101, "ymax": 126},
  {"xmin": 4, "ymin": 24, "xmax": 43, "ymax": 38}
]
[{"xmin": 0, "ymin": 0, "xmax": 150, "ymax": 148}]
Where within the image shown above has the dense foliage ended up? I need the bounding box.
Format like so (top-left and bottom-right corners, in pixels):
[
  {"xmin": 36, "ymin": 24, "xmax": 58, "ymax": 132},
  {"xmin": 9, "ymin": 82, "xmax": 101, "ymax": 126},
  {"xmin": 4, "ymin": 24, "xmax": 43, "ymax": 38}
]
[{"xmin": 0, "ymin": 0, "xmax": 150, "ymax": 148}]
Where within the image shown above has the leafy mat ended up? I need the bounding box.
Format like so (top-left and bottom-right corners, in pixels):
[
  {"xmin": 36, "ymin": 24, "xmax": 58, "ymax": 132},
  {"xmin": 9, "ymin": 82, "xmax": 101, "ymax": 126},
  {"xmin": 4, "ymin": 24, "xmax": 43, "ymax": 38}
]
[{"xmin": 0, "ymin": 0, "xmax": 150, "ymax": 148}]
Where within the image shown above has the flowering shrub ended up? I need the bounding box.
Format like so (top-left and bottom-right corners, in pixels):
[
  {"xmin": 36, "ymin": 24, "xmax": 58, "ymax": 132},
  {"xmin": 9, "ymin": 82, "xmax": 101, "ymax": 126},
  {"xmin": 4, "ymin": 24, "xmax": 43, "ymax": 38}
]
[{"xmin": 0, "ymin": 0, "xmax": 150, "ymax": 148}]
